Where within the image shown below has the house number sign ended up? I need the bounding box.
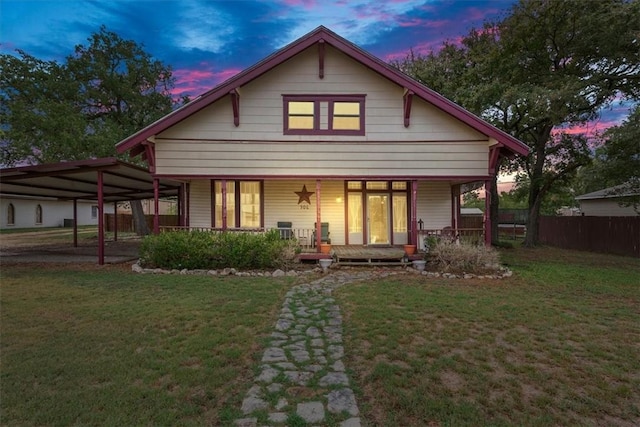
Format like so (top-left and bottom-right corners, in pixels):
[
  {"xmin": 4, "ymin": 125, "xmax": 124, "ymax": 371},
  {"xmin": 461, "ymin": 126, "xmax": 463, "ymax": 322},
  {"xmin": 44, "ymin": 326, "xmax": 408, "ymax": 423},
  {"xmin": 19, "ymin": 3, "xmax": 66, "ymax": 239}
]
[{"xmin": 295, "ymin": 185, "xmax": 314, "ymax": 209}]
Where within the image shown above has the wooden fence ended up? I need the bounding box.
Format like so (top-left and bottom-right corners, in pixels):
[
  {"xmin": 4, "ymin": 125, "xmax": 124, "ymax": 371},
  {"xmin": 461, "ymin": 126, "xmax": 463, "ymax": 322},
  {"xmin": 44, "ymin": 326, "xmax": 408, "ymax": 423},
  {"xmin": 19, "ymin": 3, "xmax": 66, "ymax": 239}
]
[
  {"xmin": 104, "ymin": 214, "xmax": 179, "ymax": 233},
  {"xmin": 539, "ymin": 216, "xmax": 639, "ymax": 258}
]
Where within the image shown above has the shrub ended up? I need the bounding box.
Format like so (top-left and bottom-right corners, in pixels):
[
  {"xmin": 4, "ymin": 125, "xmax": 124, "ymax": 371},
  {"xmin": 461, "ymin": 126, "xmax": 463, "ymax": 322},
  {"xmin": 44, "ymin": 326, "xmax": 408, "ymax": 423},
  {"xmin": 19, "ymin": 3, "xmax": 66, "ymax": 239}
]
[
  {"xmin": 139, "ymin": 230, "xmax": 300, "ymax": 270},
  {"xmin": 429, "ymin": 239, "xmax": 501, "ymax": 274}
]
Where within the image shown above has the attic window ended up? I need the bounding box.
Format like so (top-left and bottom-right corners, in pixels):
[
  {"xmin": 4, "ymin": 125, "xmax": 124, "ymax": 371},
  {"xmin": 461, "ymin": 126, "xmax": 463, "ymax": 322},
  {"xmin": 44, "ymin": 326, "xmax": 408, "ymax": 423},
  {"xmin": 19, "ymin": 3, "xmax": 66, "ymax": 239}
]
[
  {"xmin": 283, "ymin": 95, "xmax": 365, "ymax": 135},
  {"xmin": 288, "ymin": 101, "xmax": 315, "ymax": 130}
]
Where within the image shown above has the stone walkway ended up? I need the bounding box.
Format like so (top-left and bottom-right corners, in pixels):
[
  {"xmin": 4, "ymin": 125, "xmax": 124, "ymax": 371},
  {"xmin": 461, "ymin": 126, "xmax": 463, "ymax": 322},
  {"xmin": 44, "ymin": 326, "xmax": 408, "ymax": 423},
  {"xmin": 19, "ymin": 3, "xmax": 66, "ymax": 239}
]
[{"xmin": 235, "ymin": 270, "xmax": 396, "ymax": 427}]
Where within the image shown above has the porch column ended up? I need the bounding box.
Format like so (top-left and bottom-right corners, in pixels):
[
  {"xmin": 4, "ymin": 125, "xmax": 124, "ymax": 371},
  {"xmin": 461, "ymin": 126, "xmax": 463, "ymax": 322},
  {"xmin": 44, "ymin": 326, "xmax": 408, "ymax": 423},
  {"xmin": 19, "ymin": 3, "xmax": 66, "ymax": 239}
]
[
  {"xmin": 221, "ymin": 179, "xmax": 227, "ymax": 229},
  {"xmin": 113, "ymin": 202, "xmax": 118, "ymax": 242},
  {"xmin": 153, "ymin": 178, "xmax": 160, "ymax": 234},
  {"xmin": 72, "ymin": 199, "xmax": 78, "ymax": 248},
  {"xmin": 185, "ymin": 183, "xmax": 190, "ymax": 228},
  {"xmin": 411, "ymin": 180, "xmax": 418, "ymax": 246},
  {"xmin": 451, "ymin": 184, "xmax": 461, "ymax": 231},
  {"xmin": 97, "ymin": 171, "xmax": 105, "ymax": 265},
  {"xmin": 177, "ymin": 186, "xmax": 182, "ymax": 227},
  {"xmin": 316, "ymin": 180, "xmax": 322, "ymax": 251},
  {"xmin": 484, "ymin": 180, "xmax": 492, "ymax": 246}
]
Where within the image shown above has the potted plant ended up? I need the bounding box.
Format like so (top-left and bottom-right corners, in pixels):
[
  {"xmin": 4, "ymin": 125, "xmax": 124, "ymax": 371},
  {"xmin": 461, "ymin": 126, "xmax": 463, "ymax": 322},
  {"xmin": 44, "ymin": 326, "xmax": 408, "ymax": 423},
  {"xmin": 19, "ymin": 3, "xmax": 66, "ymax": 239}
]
[
  {"xmin": 318, "ymin": 258, "xmax": 332, "ymax": 273},
  {"xmin": 403, "ymin": 244, "xmax": 417, "ymax": 255},
  {"xmin": 412, "ymin": 257, "xmax": 427, "ymax": 272},
  {"xmin": 320, "ymin": 239, "xmax": 332, "ymax": 254},
  {"xmin": 424, "ymin": 235, "xmax": 439, "ymax": 253}
]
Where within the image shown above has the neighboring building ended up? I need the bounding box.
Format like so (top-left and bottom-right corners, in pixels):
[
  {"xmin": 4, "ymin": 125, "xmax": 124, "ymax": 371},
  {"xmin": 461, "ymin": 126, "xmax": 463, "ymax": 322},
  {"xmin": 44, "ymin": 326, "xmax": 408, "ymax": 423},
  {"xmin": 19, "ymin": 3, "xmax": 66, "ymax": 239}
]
[
  {"xmin": 460, "ymin": 208, "xmax": 484, "ymax": 217},
  {"xmin": 576, "ymin": 185, "xmax": 639, "ymax": 216},
  {"xmin": 116, "ymin": 198, "xmax": 177, "ymax": 215},
  {"xmin": 0, "ymin": 195, "xmax": 115, "ymax": 229},
  {"xmin": 116, "ymin": 26, "xmax": 528, "ymax": 247}
]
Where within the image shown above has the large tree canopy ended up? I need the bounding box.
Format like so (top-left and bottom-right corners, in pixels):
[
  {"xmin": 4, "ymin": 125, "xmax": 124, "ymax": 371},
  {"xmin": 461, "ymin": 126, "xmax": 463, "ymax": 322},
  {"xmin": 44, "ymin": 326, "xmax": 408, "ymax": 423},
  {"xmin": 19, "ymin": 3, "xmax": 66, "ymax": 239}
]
[
  {"xmin": 396, "ymin": 0, "xmax": 640, "ymax": 246},
  {"xmin": 0, "ymin": 26, "xmax": 177, "ymax": 166},
  {"xmin": 1, "ymin": 27, "xmax": 180, "ymax": 235}
]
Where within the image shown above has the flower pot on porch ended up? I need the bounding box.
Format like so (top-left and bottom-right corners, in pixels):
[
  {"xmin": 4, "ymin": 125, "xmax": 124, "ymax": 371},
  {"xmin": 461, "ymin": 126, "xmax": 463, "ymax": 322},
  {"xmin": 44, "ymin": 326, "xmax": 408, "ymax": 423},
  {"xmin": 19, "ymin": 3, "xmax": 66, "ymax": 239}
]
[
  {"xmin": 403, "ymin": 244, "xmax": 416, "ymax": 256},
  {"xmin": 320, "ymin": 243, "xmax": 332, "ymax": 254}
]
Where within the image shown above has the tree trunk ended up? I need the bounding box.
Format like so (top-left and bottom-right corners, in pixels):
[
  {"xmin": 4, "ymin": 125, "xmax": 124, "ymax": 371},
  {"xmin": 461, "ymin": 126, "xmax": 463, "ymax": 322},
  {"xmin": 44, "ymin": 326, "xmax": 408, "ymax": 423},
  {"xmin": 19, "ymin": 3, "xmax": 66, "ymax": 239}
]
[
  {"xmin": 490, "ymin": 173, "xmax": 500, "ymax": 244},
  {"xmin": 524, "ymin": 185, "xmax": 543, "ymax": 247},
  {"xmin": 131, "ymin": 199, "xmax": 150, "ymax": 236}
]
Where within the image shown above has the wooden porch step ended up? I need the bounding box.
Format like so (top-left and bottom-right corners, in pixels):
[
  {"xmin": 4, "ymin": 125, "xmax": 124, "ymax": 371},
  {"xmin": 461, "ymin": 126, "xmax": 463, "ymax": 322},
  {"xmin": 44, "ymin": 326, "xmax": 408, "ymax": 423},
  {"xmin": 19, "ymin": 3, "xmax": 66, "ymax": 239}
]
[{"xmin": 336, "ymin": 260, "xmax": 409, "ymax": 266}]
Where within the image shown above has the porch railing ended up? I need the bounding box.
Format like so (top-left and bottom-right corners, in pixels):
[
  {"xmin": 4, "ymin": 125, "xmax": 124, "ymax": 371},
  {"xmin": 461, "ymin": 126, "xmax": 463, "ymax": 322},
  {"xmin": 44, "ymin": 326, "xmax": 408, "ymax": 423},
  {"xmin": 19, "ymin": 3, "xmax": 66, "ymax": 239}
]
[{"xmin": 159, "ymin": 226, "xmax": 318, "ymax": 250}]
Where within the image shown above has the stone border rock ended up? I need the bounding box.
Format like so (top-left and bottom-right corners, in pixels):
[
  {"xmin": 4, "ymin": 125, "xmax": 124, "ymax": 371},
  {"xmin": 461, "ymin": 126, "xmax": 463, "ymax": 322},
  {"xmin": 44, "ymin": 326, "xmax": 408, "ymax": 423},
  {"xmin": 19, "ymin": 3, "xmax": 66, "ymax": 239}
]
[{"xmin": 130, "ymin": 260, "xmax": 513, "ymax": 280}]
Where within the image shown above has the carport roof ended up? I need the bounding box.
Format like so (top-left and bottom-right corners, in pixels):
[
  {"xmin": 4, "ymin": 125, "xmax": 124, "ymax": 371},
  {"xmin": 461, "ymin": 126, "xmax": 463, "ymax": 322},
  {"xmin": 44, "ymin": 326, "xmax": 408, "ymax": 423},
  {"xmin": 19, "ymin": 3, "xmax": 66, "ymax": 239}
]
[{"xmin": 0, "ymin": 157, "xmax": 181, "ymax": 202}]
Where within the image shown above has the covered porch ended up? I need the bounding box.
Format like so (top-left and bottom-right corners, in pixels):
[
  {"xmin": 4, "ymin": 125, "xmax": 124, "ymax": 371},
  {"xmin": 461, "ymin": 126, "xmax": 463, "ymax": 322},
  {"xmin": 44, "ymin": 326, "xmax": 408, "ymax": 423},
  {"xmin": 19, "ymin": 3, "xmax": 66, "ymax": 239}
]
[{"xmin": 168, "ymin": 178, "xmax": 494, "ymax": 251}]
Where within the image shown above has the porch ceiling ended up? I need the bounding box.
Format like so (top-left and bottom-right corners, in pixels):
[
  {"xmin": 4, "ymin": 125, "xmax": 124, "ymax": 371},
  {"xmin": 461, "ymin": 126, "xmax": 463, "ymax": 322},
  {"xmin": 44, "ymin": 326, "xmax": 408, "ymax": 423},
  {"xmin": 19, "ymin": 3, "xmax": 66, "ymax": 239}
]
[{"xmin": 0, "ymin": 157, "xmax": 181, "ymax": 203}]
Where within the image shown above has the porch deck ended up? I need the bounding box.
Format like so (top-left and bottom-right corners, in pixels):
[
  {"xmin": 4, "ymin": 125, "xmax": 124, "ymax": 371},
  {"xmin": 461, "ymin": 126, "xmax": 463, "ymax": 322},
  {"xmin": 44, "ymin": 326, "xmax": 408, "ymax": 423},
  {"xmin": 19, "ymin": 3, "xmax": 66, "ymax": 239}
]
[{"xmin": 299, "ymin": 245, "xmax": 411, "ymax": 266}]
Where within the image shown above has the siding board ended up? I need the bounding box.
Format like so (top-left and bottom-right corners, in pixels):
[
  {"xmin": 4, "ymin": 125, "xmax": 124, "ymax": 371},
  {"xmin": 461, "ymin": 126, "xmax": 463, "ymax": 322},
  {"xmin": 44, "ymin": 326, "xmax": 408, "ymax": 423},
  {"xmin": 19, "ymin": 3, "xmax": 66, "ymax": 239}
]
[{"xmin": 156, "ymin": 45, "xmax": 489, "ymax": 178}]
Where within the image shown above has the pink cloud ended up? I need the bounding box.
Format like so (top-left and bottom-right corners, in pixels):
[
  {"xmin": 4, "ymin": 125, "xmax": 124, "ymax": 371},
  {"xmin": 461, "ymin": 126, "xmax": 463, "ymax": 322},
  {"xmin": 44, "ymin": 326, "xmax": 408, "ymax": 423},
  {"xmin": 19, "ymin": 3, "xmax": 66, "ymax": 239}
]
[
  {"xmin": 464, "ymin": 7, "xmax": 500, "ymax": 23},
  {"xmin": 171, "ymin": 66, "xmax": 242, "ymax": 98},
  {"xmin": 383, "ymin": 35, "xmax": 455, "ymax": 61},
  {"xmin": 281, "ymin": 0, "xmax": 317, "ymax": 9},
  {"xmin": 397, "ymin": 18, "xmax": 449, "ymax": 28},
  {"xmin": 553, "ymin": 119, "xmax": 620, "ymax": 139}
]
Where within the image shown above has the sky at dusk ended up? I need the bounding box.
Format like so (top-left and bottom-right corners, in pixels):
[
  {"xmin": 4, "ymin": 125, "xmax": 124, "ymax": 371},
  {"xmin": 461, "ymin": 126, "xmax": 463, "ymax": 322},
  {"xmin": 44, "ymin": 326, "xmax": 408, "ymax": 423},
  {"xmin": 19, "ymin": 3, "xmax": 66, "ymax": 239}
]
[{"xmin": 0, "ymin": 0, "xmax": 632, "ymax": 136}]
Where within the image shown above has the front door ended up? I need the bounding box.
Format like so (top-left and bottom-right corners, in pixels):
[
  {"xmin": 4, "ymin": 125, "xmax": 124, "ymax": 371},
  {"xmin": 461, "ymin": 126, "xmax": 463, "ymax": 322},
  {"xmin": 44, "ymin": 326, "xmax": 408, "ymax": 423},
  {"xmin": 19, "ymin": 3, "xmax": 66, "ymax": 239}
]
[{"xmin": 367, "ymin": 194, "xmax": 390, "ymax": 245}]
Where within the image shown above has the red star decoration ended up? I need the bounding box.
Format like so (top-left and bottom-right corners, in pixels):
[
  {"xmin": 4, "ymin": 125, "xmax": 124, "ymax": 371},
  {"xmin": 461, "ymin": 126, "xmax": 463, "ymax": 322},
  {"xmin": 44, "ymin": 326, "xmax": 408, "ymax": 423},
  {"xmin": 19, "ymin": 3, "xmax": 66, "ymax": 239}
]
[{"xmin": 295, "ymin": 184, "xmax": 314, "ymax": 204}]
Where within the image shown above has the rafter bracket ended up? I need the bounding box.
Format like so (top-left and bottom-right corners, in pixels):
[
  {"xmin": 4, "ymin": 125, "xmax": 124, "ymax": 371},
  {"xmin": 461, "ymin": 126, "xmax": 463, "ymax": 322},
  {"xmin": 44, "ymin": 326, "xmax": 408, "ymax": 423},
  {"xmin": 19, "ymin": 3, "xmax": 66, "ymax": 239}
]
[
  {"xmin": 142, "ymin": 140, "xmax": 156, "ymax": 173},
  {"xmin": 403, "ymin": 90, "xmax": 414, "ymax": 127},
  {"xmin": 488, "ymin": 145, "xmax": 501, "ymax": 175},
  {"xmin": 230, "ymin": 89, "xmax": 240, "ymax": 127},
  {"xmin": 318, "ymin": 39, "xmax": 325, "ymax": 79}
]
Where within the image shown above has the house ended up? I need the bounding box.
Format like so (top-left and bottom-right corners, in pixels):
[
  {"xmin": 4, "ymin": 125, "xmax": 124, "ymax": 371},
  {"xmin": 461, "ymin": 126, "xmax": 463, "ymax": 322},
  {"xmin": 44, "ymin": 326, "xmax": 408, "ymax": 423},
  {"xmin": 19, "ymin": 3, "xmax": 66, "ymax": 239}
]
[
  {"xmin": 116, "ymin": 26, "xmax": 528, "ymax": 250},
  {"xmin": 0, "ymin": 195, "xmax": 114, "ymax": 229},
  {"xmin": 576, "ymin": 184, "xmax": 639, "ymax": 216}
]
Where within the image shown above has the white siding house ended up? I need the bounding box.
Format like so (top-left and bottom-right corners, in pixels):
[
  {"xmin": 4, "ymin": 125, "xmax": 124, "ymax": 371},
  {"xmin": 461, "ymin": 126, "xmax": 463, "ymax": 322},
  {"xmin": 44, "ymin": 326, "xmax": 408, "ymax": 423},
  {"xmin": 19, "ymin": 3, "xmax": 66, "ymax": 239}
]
[
  {"xmin": 576, "ymin": 185, "xmax": 639, "ymax": 216},
  {"xmin": 0, "ymin": 195, "xmax": 114, "ymax": 229},
  {"xmin": 116, "ymin": 26, "xmax": 528, "ymax": 249}
]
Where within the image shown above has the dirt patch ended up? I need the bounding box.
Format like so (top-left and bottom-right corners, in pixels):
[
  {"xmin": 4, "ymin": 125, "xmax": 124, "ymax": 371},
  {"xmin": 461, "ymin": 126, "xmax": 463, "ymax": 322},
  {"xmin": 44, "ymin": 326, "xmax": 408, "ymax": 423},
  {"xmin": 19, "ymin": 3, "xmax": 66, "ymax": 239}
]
[
  {"xmin": 0, "ymin": 237, "xmax": 141, "ymax": 265},
  {"xmin": 440, "ymin": 370, "xmax": 465, "ymax": 392}
]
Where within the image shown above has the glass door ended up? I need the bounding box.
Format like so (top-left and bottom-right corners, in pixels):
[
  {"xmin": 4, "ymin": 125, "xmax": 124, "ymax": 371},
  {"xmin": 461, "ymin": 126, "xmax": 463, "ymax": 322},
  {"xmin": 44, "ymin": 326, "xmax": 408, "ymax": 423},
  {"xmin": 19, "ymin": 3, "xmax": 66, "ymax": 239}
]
[{"xmin": 367, "ymin": 194, "xmax": 390, "ymax": 245}]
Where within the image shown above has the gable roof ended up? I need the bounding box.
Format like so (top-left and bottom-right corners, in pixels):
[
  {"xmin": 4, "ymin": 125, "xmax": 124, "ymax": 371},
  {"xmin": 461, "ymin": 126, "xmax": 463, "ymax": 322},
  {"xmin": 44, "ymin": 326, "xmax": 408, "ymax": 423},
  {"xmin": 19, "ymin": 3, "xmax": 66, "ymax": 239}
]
[
  {"xmin": 576, "ymin": 183, "xmax": 640, "ymax": 201},
  {"xmin": 116, "ymin": 26, "xmax": 529, "ymax": 157}
]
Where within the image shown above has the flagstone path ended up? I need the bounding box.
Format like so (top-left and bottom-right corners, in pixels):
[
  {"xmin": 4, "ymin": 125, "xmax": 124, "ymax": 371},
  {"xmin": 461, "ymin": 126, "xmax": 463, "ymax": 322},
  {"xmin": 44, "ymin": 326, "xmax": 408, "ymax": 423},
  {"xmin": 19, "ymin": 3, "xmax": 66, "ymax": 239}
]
[{"xmin": 235, "ymin": 269, "xmax": 401, "ymax": 427}]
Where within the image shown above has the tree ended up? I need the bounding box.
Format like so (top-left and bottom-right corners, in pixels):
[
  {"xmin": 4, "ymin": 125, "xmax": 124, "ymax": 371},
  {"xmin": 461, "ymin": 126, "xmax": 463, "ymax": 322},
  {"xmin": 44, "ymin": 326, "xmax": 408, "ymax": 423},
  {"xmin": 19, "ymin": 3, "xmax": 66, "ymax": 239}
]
[
  {"xmin": 1, "ymin": 27, "xmax": 179, "ymax": 234},
  {"xmin": 395, "ymin": 0, "xmax": 640, "ymax": 246},
  {"xmin": 596, "ymin": 106, "xmax": 640, "ymax": 211}
]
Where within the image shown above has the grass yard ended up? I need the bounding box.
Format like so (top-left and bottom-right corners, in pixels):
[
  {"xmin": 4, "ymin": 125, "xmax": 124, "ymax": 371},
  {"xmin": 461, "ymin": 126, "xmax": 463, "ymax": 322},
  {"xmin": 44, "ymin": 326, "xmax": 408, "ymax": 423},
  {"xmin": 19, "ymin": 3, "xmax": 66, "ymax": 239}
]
[
  {"xmin": 0, "ymin": 264, "xmax": 294, "ymax": 426},
  {"xmin": 1, "ymin": 246, "xmax": 638, "ymax": 426},
  {"xmin": 337, "ymin": 247, "xmax": 640, "ymax": 426}
]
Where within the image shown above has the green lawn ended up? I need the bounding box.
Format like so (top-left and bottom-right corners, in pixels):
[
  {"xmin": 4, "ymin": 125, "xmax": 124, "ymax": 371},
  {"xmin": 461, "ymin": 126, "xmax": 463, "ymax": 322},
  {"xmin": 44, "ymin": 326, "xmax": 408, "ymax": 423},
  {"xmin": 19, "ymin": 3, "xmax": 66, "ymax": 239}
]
[
  {"xmin": 1, "ymin": 265, "xmax": 294, "ymax": 426},
  {"xmin": 1, "ymin": 247, "xmax": 639, "ymax": 426},
  {"xmin": 337, "ymin": 247, "xmax": 640, "ymax": 426}
]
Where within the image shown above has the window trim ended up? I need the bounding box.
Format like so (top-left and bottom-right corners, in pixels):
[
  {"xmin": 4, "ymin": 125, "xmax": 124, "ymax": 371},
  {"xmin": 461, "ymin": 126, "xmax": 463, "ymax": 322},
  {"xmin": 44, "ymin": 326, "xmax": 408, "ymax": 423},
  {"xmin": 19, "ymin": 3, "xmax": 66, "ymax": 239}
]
[
  {"xmin": 283, "ymin": 94, "xmax": 365, "ymax": 136},
  {"xmin": 212, "ymin": 180, "xmax": 264, "ymax": 230},
  {"xmin": 35, "ymin": 204, "xmax": 43, "ymax": 225},
  {"xmin": 7, "ymin": 203, "xmax": 15, "ymax": 226}
]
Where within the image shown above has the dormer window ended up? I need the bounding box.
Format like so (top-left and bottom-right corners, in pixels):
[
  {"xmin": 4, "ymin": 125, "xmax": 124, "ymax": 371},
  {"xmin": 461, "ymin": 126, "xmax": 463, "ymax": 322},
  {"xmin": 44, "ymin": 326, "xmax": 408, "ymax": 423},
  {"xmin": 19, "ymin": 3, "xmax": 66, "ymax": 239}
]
[{"xmin": 283, "ymin": 95, "xmax": 365, "ymax": 135}]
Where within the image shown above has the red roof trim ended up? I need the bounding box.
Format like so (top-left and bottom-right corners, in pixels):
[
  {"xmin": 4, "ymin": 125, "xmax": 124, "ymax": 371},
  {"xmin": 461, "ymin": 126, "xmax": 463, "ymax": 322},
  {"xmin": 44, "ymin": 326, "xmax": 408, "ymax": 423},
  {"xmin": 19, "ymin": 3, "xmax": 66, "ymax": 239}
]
[{"xmin": 116, "ymin": 26, "xmax": 528, "ymax": 157}]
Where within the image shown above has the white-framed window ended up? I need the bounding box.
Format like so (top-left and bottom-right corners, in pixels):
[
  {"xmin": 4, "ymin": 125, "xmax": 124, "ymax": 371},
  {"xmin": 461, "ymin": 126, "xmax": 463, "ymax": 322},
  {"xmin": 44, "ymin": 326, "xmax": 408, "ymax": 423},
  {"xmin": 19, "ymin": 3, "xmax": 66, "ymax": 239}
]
[
  {"xmin": 35, "ymin": 204, "xmax": 43, "ymax": 225},
  {"xmin": 7, "ymin": 203, "xmax": 15, "ymax": 226},
  {"xmin": 91, "ymin": 205, "xmax": 98, "ymax": 219}
]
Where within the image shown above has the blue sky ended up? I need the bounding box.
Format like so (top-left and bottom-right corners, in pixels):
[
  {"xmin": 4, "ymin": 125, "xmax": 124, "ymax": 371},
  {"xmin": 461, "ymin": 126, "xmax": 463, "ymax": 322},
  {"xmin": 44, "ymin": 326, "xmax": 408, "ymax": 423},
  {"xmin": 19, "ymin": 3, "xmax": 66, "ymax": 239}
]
[
  {"xmin": 1, "ymin": 0, "xmax": 514, "ymax": 97},
  {"xmin": 0, "ymin": 0, "xmax": 631, "ymax": 132}
]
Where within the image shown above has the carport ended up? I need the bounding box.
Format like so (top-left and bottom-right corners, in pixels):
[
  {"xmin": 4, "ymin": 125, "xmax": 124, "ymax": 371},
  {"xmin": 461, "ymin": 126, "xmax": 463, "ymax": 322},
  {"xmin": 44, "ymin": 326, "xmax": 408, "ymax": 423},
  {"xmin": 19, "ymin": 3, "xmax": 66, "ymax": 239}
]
[{"xmin": 0, "ymin": 157, "xmax": 183, "ymax": 264}]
